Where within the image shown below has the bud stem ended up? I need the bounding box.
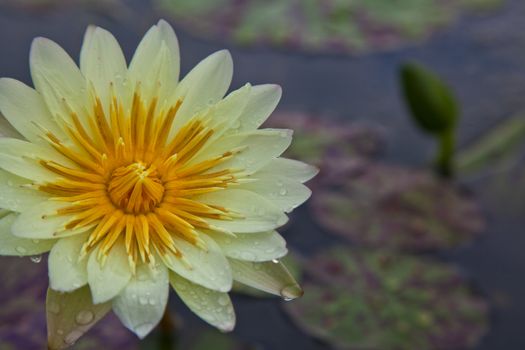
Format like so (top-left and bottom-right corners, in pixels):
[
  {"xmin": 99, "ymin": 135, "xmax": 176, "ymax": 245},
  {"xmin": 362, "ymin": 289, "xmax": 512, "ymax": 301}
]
[{"xmin": 435, "ymin": 128, "xmax": 455, "ymax": 178}]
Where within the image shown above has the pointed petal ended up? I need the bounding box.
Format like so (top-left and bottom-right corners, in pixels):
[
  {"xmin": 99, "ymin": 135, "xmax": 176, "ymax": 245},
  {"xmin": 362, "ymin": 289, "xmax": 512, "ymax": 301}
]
[
  {"xmin": 196, "ymin": 189, "xmax": 288, "ymax": 233},
  {"xmin": 12, "ymin": 200, "xmax": 83, "ymax": 239},
  {"xmin": 229, "ymin": 258, "xmax": 303, "ymax": 299},
  {"xmin": 170, "ymin": 50, "xmax": 232, "ymax": 136},
  {"xmin": 237, "ymin": 175, "xmax": 311, "ymax": 212},
  {"xmin": 257, "ymin": 158, "xmax": 319, "ymax": 183},
  {"xmin": 112, "ymin": 264, "xmax": 169, "ymax": 339},
  {"xmin": 46, "ymin": 286, "xmax": 111, "ymax": 350},
  {"xmin": 236, "ymin": 84, "xmax": 281, "ymax": 132},
  {"xmin": 170, "ymin": 273, "xmax": 235, "ymax": 331},
  {"xmin": 87, "ymin": 242, "xmax": 132, "ymax": 303},
  {"xmin": 0, "ymin": 78, "xmax": 65, "ymax": 144},
  {"xmin": 0, "ymin": 169, "xmax": 48, "ymax": 212},
  {"xmin": 80, "ymin": 25, "xmax": 128, "ymax": 112},
  {"xmin": 30, "ymin": 37, "xmax": 88, "ymax": 124},
  {"xmin": 210, "ymin": 230, "xmax": 287, "ymax": 262},
  {"xmin": 49, "ymin": 233, "xmax": 88, "ymax": 292},
  {"xmin": 0, "ymin": 137, "xmax": 75, "ymax": 182},
  {"xmin": 162, "ymin": 234, "xmax": 232, "ymax": 292},
  {"xmin": 0, "ymin": 212, "xmax": 55, "ymax": 256},
  {"xmin": 192, "ymin": 129, "xmax": 292, "ymax": 174},
  {"xmin": 129, "ymin": 20, "xmax": 180, "ymax": 104}
]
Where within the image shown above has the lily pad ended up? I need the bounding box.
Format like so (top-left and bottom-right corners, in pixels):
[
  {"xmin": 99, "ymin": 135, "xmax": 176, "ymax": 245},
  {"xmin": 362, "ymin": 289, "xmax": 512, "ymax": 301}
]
[
  {"xmin": 284, "ymin": 247, "xmax": 489, "ymax": 350},
  {"xmin": 311, "ymin": 162, "xmax": 485, "ymax": 251},
  {"xmin": 156, "ymin": 0, "xmax": 503, "ymax": 55}
]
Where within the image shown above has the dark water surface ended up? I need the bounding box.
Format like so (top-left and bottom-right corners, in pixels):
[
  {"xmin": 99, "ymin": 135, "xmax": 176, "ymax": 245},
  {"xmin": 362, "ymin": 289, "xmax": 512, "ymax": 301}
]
[{"xmin": 1, "ymin": 0, "xmax": 525, "ymax": 349}]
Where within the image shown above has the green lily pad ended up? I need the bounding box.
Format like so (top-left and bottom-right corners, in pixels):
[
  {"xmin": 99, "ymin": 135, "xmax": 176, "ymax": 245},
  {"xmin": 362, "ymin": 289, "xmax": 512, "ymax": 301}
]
[
  {"xmin": 156, "ymin": 0, "xmax": 503, "ymax": 55},
  {"xmin": 284, "ymin": 247, "xmax": 489, "ymax": 350},
  {"xmin": 311, "ymin": 162, "xmax": 485, "ymax": 252}
]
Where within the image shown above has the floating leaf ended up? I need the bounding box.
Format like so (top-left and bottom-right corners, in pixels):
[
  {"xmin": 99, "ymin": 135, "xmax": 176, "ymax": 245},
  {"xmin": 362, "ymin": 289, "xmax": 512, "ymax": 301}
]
[
  {"xmin": 156, "ymin": 0, "xmax": 503, "ymax": 54},
  {"xmin": 312, "ymin": 162, "xmax": 485, "ymax": 251},
  {"xmin": 284, "ymin": 247, "xmax": 489, "ymax": 350}
]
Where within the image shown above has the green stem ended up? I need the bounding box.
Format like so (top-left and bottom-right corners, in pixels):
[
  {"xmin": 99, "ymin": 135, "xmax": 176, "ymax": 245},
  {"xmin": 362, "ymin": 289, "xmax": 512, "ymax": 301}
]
[{"xmin": 435, "ymin": 128, "xmax": 455, "ymax": 178}]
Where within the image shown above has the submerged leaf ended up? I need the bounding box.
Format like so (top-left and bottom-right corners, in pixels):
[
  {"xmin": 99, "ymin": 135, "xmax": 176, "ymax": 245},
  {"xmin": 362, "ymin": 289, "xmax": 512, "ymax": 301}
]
[
  {"xmin": 312, "ymin": 162, "xmax": 485, "ymax": 251},
  {"xmin": 285, "ymin": 247, "xmax": 489, "ymax": 350},
  {"xmin": 156, "ymin": 0, "xmax": 503, "ymax": 54},
  {"xmin": 46, "ymin": 287, "xmax": 112, "ymax": 349}
]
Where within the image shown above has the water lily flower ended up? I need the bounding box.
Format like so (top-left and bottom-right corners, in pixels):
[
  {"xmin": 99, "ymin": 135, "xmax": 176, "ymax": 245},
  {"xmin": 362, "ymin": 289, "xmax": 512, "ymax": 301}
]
[{"xmin": 0, "ymin": 20, "xmax": 316, "ymax": 341}]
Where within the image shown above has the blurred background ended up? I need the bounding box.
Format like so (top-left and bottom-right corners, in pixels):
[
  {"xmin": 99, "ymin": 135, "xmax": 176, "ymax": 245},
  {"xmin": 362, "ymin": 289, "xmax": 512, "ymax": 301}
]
[{"xmin": 1, "ymin": 0, "xmax": 525, "ymax": 349}]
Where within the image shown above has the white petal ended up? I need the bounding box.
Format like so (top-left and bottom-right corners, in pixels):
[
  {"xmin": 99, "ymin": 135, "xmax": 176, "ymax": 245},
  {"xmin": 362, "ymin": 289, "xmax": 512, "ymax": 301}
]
[
  {"xmin": 162, "ymin": 234, "xmax": 232, "ymax": 292},
  {"xmin": 170, "ymin": 273, "xmax": 235, "ymax": 331},
  {"xmin": 193, "ymin": 128, "xmax": 292, "ymax": 175},
  {"xmin": 258, "ymin": 158, "xmax": 319, "ymax": 183},
  {"xmin": 11, "ymin": 200, "xmax": 83, "ymax": 239},
  {"xmin": 129, "ymin": 20, "xmax": 180, "ymax": 104},
  {"xmin": 87, "ymin": 242, "xmax": 132, "ymax": 303},
  {"xmin": 210, "ymin": 230, "xmax": 287, "ymax": 262},
  {"xmin": 196, "ymin": 189, "xmax": 288, "ymax": 233},
  {"xmin": 0, "ymin": 78, "xmax": 65, "ymax": 144},
  {"xmin": 229, "ymin": 258, "xmax": 303, "ymax": 299},
  {"xmin": 48, "ymin": 233, "xmax": 88, "ymax": 292},
  {"xmin": 237, "ymin": 175, "xmax": 311, "ymax": 213},
  {"xmin": 0, "ymin": 169, "xmax": 48, "ymax": 212},
  {"xmin": 236, "ymin": 84, "xmax": 282, "ymax": 132},
  {"xmin": 0, "ymin": 212, "xmax": 55, "ymax": 256},
  {"xmin": 0, "ymin": 137, "xmax": 75, "ymax": 182},
  {"xmin": 30, "ymin": 37, "xmax": 88, "ymax": 125},
  {"xmin": 113, "ymin": 263, "xmax": 169, "ymax": 339},
  {"xmin": 80, "ymin": 25, "xmax": 128, "ymax": 113},
  {"xmin": 169, "ymin": 50, "xmax": 233, "ymax": 136}
]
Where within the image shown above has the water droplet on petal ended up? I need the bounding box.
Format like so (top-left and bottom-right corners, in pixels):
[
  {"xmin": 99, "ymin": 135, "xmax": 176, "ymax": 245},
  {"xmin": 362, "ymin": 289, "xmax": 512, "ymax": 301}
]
[
  {"xmin": 48, "ymin": 302, "xmax": 60, "ymax": 315},
  {"xmin": 280, "ymin": 284, "xmax": 304, "ymax": 301},
  {"xmin": 139, "ymin": 296, "xmax": 148, "ymax": 305},
  {"xmin": 75, "ymin": 310, "xmax": 94, "ymax": 325},
  {"xmin": 217, "ymin": 295, "xmax": 229, "ymax": 306},
  {"xmin": 15, "ymin": 246, "xmax": 27, "ymax": 255},
  {"xmin": 64, "ymin": 329, "xmax": 84, "ymax": 346},
  {"xmin": 30, "ymin": 255, "xmax": 42, "ymax": 263},
  {"xmin": 279, "ymin": 188, "xmax": 287, "ymax": 195},
  {"xmin": 271, "ymin": 259, "xmax": 279, "ymax": 264}
]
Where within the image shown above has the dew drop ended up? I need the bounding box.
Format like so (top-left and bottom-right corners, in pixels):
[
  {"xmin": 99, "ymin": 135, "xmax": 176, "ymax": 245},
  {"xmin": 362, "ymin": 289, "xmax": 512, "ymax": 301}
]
[
  {"xmin": 15, "ymin": 246, "xmax": 27, "ymax": 255},
  {"xmin": 279, "ymin": 188, "xmax": 287, "ymax": 195},
  {"xmin": 279, "ymin": 284, "xmax": 303, "ymax": 301},
  {"xmin": 75, "ymin": 310, "xmax": 94, "ymax": 325},
  {"xmin": 64, "ymin": 329, "xmax": 83, "ymax": 346},
  {"xmin": 30, "ymin": 255, "xmax": 42, "ymax": 263},
  {"xmin": 149, "ymin": 298, "xmax": 157, "ymax": 306},
  {"xmin": 217, "ymin": 295, "xmax": 229, "ymax": 306},
  {"xmin": 48, "ymin": 302, "xmax": 60, "ymax": 315},
  {"xmin": 139, "ymin": 296, "xmax": 148, "ymax": 305},
  {"xmin": 271, "ymin": 259, "xmax": 279, "ymax": 264}
]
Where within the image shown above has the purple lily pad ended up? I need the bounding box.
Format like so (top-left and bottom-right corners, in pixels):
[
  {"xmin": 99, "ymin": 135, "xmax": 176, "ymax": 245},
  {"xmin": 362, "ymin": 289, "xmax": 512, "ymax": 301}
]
[
  {"xmin": 156, "ymin": 0, "xmax": 503, "ymax": 55},
  {"xmin": 311, "ymin": 161, "xmax": 485, "ymax": 252},
  {"xmin": 284, "ymin": 247, "xmax": 489, "ymax": 350}
]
